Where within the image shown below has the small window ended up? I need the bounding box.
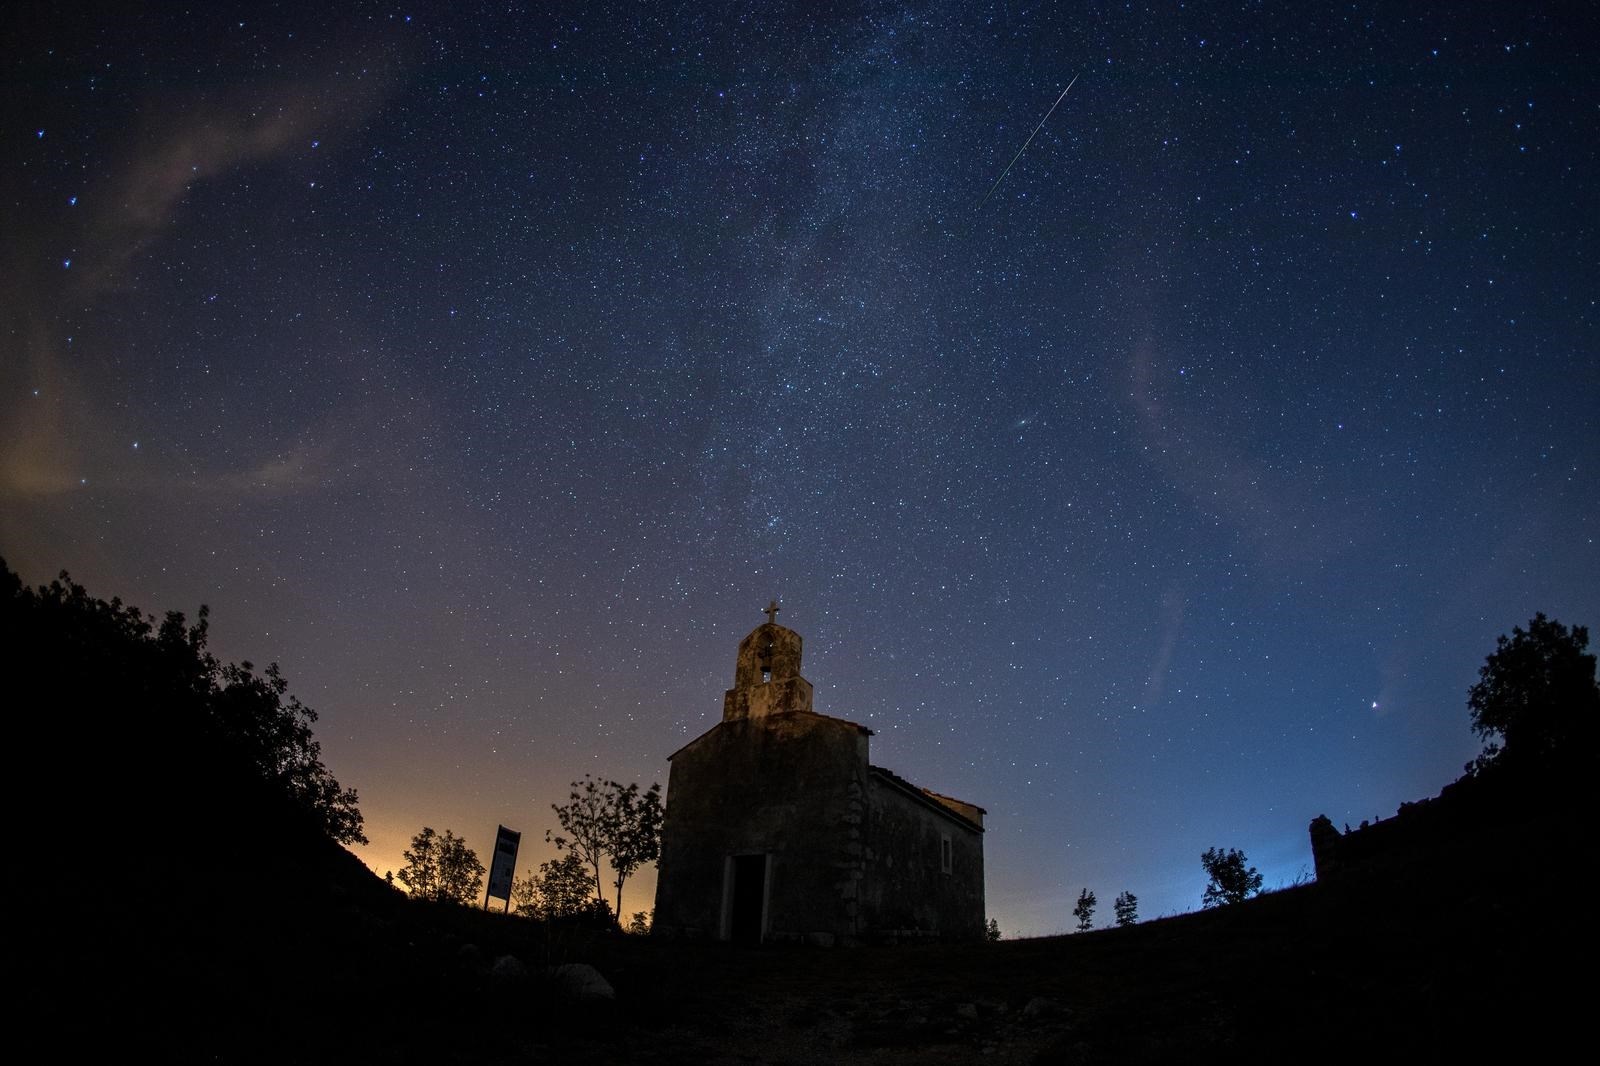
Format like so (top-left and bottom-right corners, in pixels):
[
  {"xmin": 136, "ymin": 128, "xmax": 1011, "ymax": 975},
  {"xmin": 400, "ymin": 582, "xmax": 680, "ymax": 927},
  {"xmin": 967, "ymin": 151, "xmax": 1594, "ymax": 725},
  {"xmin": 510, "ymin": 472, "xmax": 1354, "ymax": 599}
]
[{"xmin": 940, "ymin": 833, "xmax": 953, "ymax": 875}]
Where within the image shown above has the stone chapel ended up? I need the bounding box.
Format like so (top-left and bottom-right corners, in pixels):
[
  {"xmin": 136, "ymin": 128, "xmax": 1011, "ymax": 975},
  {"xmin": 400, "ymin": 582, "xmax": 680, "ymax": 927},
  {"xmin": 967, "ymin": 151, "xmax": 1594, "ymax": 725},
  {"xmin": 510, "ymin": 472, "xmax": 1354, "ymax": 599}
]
[{"xmin": 652, "ymin": 605, "xmax": 986, "ymax": 944}]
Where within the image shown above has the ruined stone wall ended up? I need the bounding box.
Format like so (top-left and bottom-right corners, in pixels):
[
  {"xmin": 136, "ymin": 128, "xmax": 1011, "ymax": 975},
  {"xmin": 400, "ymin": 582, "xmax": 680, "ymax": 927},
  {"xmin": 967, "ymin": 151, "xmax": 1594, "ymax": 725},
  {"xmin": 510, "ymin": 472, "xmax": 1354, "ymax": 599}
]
[
  {"xmin": 1310, "ymin": 803, "xmax": 1466, "ymax": 882},
  {"xmin": 652, "ymin": 713, "xmax": 869, "ymax": 941},
  {"xmin": 1308, "ymin": 771, "xmax": 1573, "ymax": 886},
  {"xmin": 859, "ymin": 776, "xmax": 985, "ymax": 941}
]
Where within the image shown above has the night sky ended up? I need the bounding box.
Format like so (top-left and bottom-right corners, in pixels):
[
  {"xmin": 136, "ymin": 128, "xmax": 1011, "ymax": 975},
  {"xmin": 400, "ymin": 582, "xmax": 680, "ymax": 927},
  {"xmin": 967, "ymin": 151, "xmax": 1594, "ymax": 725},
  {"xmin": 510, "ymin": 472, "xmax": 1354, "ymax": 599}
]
[{"xmin": 5, "ymin": 1, "xmax": 1597, "ymax": 934}]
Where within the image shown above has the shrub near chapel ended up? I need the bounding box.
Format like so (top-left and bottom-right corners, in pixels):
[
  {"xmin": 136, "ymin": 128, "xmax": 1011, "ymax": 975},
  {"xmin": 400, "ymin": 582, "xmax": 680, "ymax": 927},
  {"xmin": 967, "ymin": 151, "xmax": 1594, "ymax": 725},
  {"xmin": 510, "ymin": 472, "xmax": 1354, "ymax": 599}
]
[{"xmin": 399, "ymin": 827, "xmax": 484, "ymax": 904}]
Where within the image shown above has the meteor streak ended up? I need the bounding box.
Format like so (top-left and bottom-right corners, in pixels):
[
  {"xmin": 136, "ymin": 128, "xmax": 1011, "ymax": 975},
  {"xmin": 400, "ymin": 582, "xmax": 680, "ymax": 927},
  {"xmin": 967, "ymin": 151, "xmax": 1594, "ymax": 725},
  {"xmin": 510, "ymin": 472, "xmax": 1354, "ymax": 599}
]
[{"xmin": 977, "ymin": 73, "xmax": 1079, "ymax": 212}]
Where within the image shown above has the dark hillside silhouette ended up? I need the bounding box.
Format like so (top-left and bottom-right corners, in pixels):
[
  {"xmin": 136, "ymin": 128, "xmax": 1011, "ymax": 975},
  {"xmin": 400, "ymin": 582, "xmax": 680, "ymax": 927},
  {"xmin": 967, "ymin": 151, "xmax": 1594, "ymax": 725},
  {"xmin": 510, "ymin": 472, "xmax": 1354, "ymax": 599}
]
[
  {"xmin": 4, "ymin": 558, "xmax": 389, "ymax": 1058},
  {"xmin": 1313, "ymin": 612, "xmax": 1598, "ymax": 885},
  {"xmin": 2, "ymin": 560, "xmax": 365, "ymax": 848}
]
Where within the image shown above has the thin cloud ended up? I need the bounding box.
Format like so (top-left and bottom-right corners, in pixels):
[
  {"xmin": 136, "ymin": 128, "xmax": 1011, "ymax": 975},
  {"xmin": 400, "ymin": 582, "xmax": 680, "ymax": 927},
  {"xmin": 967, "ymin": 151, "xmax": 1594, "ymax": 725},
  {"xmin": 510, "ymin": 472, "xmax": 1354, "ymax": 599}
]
[
  {"xmin": 2, "ymin": 51, "xmax": 404, "ymax": 503},
  {"xmin": 1128, "ymin": 342, "xmax": 1356, "ymax": 568},
  {"xmin": 1142, "ymin": 584, "xmax": 1186, "ymax": 709},
  {"xmin": 87, "ymin": 68, "xmax": 395, "ymax": 293}
]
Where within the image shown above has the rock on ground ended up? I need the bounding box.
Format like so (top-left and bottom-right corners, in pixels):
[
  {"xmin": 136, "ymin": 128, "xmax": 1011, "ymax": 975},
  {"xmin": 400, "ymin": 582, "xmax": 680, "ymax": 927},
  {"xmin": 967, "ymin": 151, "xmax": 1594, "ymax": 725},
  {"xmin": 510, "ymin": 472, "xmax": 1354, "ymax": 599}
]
[{"xmin": 550, "ymin": 963, "xmax": 615, "ymax": 1001}]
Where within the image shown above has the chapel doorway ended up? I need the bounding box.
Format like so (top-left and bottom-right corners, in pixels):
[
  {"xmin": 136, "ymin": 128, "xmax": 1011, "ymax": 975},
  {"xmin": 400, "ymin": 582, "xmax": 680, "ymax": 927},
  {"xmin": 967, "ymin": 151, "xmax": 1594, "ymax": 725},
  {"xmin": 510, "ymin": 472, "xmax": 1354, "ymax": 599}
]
[{"xmin": 728, "ymin": 854, "xmax": 767, "ymax": 945}]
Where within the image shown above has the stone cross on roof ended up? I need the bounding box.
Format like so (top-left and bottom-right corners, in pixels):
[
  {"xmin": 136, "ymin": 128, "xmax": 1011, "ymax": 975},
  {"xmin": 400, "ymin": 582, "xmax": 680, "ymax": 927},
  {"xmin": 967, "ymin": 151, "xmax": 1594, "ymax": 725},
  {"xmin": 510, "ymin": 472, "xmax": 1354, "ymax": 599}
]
[{"xmin": 763, "ymin": 600, "xmax": 781, "ymax": 625}]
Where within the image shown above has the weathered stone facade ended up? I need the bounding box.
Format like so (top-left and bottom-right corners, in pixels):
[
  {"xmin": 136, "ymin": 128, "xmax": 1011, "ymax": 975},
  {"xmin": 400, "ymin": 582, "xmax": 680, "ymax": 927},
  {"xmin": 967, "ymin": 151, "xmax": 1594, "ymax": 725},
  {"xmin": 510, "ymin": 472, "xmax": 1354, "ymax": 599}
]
[{"xmin": 653, "ymin": 614, "xmax": 985, "ymax": 944}]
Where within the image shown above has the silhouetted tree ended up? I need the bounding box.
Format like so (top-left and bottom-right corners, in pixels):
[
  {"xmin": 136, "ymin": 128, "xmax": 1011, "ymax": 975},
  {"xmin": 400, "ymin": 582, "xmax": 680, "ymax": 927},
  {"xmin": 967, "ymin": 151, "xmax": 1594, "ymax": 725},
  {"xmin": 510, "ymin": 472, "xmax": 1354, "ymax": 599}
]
[
  {"xmin": 626, "ymin": 910, "xmax": 651, "ymax": 935},
  {"xmin": 577, "ymin": 896, "xmax": 616, "ymax": 929},
  {"xmin": 986, "ymin": 918, "xmax": 1002, "ymax": 942},
  {"xmin": 543, "ymin": 852, "xmax": 597, "ymax": 917},
  {"xmin": 400, "ymin": 828, "xmax": 443, "ymax": 900},
  {"xmin": 606, "ymin": 781, "xmax": 664, "ymax": 917},
  {"xmin": 1073, "ymin": 888, "xmax": 1098, "ymax": 931},
  {"xmin": 547, "ymin": 775, "xmax": 664, "ymax": 919},
  {"xmin": 399, "ymin": 827, "xmax": 484, "ymax": 904},
  {"xmin": 510, "ymin": 852, "xmax": 593, "ymax": 919},
  {"xmin": 1113, "ymin": 890, "xmax": 1139, "ymax": 927},
  {"xmin": 548, "ymin": 777, "xmax": 610, "ymax": 903},
  {"xmin": 1466, "ymin": 613, "xmax": 1599, "ymax": 775},
  {"xmin": 1201, "ymin": 847, "xmax": 1262, "ymax": 907},
  {"xmin": 509, "ymin": 872, "xmax": 538, "ymax": 917}
]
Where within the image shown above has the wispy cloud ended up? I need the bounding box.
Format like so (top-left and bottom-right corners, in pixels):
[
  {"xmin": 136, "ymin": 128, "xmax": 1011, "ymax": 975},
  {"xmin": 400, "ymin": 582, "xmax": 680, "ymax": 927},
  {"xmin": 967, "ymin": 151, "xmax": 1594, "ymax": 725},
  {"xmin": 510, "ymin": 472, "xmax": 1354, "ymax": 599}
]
[
  {"xmin": 1128, "ymin": 342, "xmax": 1356, "ymax": 569},
  {"xmin": 87, "ymin": 68, "xmax": 395, "ymax": 293},
  {"xmin": 2, "ymin": 54, "xmax": 402, "ymax": 504},
  {"xmin": 1142, "ymin": 584, "xmax": 1186, "ymax": 708}
]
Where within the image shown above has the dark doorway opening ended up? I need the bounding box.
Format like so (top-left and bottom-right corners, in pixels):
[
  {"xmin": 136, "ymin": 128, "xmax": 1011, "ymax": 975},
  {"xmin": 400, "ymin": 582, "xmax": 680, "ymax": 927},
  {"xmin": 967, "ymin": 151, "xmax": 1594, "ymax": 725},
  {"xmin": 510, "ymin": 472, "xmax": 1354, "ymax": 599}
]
[{"xmin": 730, "ymin": 854, "xmax": 767, "ymax": 945}]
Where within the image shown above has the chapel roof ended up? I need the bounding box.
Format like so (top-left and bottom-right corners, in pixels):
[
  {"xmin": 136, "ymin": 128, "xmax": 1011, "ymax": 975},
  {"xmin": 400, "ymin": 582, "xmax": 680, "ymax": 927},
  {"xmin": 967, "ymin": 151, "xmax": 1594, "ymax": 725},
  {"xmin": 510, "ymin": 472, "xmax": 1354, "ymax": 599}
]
[
  {"xmin": 666, "ymin": 709, "xmax": 871, "ymax": 762},
  {"xmin": 868, "ymin": 764, "xmax": 986, "ymax": 833}
]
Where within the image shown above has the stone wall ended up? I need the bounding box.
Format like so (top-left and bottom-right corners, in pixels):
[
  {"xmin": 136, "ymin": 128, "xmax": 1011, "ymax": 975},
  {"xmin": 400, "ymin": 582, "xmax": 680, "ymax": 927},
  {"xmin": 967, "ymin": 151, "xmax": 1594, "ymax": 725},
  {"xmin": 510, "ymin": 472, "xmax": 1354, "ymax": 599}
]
[
  {"xmin": 860, "ymin": 770, "xmax": 986, "ymax": 941},
  {"xmin": 652, "ymin": 712, "xmax": 870, "ymax": 941}
]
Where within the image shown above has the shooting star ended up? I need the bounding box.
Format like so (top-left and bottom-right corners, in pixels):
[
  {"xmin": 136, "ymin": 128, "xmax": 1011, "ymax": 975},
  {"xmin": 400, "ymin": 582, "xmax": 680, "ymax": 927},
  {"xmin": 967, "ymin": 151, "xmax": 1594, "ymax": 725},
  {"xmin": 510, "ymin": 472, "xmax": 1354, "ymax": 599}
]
[{"xmin": 977, "ymin": 73, "xmax": 1079, "ymax": 212}]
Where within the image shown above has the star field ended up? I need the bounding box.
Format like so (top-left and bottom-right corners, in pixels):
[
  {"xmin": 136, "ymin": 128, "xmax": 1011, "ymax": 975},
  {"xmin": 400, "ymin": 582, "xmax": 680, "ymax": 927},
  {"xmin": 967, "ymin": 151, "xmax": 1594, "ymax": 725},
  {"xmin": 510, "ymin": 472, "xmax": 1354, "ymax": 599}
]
[{"xmin": 3, "ymin": 1, "xmax": 1597, "ymax": 932}]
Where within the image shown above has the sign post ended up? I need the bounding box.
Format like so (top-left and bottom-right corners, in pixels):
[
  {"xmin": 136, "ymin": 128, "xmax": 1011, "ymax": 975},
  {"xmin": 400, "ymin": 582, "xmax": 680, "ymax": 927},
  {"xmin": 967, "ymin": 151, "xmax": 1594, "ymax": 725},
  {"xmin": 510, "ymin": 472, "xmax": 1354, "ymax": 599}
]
[{"xmin": 484, "ymin": 824, "xmax": 521, "ymax": 912}]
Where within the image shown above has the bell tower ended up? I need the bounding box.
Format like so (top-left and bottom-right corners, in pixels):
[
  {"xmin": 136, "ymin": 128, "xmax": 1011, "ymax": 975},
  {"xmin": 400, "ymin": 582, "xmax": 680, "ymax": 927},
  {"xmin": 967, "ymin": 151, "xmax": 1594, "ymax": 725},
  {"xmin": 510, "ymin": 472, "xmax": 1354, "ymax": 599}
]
[{"xmin": 722, "ymin": 600, "xmax": 814, "ymax": 721}]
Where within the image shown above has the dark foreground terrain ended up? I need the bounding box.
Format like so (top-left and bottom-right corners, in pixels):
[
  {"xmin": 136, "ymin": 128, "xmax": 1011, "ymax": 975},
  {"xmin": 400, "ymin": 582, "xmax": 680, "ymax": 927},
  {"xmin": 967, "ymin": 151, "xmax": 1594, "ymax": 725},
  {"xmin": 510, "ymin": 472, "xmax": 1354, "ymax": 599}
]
[
  {"xmin": 29, "ymin": 772, "xmax": 1583, "ymax": 1065},
  {"xmin": 9, "ymin": 563, "xmax": 1583, "ymax": 1063}
]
